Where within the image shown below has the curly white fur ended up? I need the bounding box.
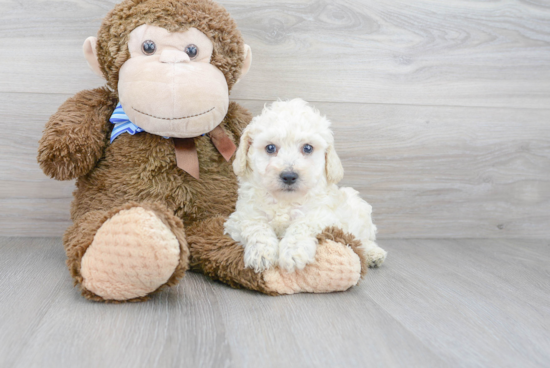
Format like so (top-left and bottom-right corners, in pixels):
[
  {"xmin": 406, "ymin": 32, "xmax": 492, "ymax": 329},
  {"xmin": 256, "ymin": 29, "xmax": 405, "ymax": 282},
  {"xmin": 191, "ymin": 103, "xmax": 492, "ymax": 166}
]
[{"xmin": 225, "ymin": 99, "xmax": 387, "ymax": 272}]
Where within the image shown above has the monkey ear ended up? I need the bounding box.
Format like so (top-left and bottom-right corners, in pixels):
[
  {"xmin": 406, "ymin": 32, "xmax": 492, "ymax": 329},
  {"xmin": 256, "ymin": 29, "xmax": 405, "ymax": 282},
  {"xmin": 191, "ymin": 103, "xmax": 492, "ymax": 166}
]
[
  {"xmin": 83, "ymin": 37, "xmax": 104, "ymax": 79},
  {"xmin": 235, "ymin": 44, "xmax": 252, "ymax": 84},
  {"xmin": 233, "ymin": 127, "xmax": 253, "ymax": 177},
  {"xmin": 325, "ymin": 144, "xmax": 344, "ymax": 185}
]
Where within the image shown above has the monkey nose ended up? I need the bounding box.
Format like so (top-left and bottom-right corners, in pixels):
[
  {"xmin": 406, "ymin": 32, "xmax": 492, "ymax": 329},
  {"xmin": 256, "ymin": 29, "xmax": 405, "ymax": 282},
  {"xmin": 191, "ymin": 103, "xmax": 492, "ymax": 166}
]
[{"xmin": 159, "ymin": 49, "xmax": 191, "ymax": 63}]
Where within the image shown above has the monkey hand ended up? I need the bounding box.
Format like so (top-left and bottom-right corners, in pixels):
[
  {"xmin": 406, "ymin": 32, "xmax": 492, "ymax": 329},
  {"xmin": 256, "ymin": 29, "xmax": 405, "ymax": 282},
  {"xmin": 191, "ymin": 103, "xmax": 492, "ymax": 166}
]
[{"xmin": 38, "ymin": 87, "xmax": 117, "ymax": 181}]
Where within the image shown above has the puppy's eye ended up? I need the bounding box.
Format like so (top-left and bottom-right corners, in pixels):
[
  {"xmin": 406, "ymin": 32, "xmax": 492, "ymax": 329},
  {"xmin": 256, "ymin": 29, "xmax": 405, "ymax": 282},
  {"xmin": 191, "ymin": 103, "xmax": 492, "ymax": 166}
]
[
  {"xmin": 265, "ymin": 144, "xmax": 277, "ymax": 154},
  {"xmin": 302, "ymin": 144, "xmax": 314, "ymax": 154},
  {"xmin": 184, "ymin": 44, "xmax": 198, "ymax": 59},
  {"xmin": 142, "ymin": 40, "xmax": 156, "ymax": 55}
]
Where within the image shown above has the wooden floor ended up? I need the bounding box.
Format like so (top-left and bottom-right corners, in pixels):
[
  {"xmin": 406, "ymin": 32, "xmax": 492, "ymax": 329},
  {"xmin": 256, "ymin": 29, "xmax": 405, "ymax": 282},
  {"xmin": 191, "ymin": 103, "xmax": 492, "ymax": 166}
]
[{"xmin": 1, "ymin": 237, "xmax": 548, "ymax": 368}]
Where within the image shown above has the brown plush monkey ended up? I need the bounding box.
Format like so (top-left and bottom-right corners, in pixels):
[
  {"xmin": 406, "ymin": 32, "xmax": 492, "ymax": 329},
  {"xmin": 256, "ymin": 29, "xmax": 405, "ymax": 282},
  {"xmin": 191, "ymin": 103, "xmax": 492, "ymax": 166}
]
[{"xmin": 37, "ymin": 0, "xmax": 367, "ymax": 302}]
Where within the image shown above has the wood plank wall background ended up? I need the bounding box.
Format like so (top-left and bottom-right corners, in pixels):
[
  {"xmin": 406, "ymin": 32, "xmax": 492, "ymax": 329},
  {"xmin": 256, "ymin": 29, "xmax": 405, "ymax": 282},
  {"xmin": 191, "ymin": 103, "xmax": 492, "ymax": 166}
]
[{"xmin": 0, "ymin": 0, "xmax": 549, "ymax": 238}]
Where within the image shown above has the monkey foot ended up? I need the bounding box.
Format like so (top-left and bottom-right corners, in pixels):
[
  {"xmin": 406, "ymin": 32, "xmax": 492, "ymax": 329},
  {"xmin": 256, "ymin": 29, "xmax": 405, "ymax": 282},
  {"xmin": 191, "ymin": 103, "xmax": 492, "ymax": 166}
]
[
  {"xmin": 263, "ymin": 239, "xmax": 362, "ymax": 295},
  {"xmin": 80, "ymin": 206, "xmax": 181, "ymax": 301}
]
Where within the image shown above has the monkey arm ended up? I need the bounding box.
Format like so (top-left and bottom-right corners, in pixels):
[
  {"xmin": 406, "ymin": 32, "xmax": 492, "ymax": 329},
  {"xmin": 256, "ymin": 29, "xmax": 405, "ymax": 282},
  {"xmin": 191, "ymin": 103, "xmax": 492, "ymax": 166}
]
[{"xmin": 37, "ymin": 87, "xmax": 118, "ymax": 180}]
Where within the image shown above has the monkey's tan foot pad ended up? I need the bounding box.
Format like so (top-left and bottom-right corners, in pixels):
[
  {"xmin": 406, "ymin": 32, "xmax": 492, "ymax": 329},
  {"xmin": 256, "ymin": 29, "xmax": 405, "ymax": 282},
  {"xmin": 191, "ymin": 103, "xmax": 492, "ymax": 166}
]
[
  {"xmin": 80, "ymin": 207, "xmax": 181, "ymax": 301},
  {"xmin": 263, "ymin": 240, "xmax": 362, "ymax": 295}
]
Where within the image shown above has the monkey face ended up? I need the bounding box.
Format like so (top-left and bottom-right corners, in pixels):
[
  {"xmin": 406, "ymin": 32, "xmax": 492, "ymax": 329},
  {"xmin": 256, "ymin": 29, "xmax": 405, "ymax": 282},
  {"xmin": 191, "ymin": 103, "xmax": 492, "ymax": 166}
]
[
  {"xmin": 114, "ymin": 25, "xmax": 229, "ymax": 138},
  {"xmin": 83, "ymin": 0, "xmax": 252, "ymax": 138}
]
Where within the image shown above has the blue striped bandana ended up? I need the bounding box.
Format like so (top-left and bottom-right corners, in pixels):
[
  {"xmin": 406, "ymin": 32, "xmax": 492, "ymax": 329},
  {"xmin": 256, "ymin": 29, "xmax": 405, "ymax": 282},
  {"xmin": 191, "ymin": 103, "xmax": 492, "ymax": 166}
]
[{"xmin": 109, "ymin": 103, "xmax": 145, "ymax": 143}]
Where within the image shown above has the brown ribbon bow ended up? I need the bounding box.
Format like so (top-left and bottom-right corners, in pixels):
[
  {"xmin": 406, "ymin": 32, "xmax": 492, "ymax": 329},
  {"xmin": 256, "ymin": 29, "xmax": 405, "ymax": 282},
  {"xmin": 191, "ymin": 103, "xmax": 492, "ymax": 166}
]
[{"xmin": 173, "ymin": 125, "xmax": 236, "ymax": 179}]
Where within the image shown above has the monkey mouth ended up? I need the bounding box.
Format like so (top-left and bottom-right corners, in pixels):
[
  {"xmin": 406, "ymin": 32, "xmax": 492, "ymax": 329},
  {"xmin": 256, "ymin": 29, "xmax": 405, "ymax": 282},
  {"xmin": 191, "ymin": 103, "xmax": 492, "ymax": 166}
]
[{"xmin": 132, "ymin": 106, "xmax": 215, "ymax": 120}]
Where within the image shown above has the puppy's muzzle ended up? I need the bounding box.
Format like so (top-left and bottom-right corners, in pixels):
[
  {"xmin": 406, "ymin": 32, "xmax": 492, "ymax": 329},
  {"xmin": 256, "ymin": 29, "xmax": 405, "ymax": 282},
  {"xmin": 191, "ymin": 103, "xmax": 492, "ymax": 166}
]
[{"xmin": 280, "ymin": 171, "xmax": 299, "ymax": 186}]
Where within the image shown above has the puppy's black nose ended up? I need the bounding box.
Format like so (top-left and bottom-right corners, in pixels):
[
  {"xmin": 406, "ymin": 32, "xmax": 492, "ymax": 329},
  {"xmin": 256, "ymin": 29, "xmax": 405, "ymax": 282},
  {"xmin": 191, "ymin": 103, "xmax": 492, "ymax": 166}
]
[{"xmin": 280, "ymin": 171, "xmax": 299, "ymax": 185}]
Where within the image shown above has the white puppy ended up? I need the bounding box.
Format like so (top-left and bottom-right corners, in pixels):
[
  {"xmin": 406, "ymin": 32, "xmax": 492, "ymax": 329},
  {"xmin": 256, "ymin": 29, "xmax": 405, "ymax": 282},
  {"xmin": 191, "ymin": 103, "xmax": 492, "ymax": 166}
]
[{"xmin": 224, "ymin": 99, "xmax": 387, "ymax": 273}]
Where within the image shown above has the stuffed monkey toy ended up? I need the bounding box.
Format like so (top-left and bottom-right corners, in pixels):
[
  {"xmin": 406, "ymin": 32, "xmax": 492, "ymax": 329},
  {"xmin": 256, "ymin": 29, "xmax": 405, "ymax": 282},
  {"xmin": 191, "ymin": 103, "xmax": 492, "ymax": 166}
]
[{"xmin": 37, "ymin": 0, "xmax": 368, "ymax": 302}]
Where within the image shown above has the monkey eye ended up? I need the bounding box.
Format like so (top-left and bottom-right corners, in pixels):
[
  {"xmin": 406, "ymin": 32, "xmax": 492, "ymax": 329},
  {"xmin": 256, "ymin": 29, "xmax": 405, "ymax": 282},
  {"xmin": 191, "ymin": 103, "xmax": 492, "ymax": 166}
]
[
  {"xmin": 184, "ymin": 44, "xmax": 198, "ymax": 59},
  {"xmin": 265, "ymin": 144, "xmax": 277, "ymax": 154},
  {"xmin": 142, "ymin": 40, "xmax": 156, "ymax": 55},
  {"xmin": 302, "ymin": 144, "xmax": 314, "ymax": 154}
]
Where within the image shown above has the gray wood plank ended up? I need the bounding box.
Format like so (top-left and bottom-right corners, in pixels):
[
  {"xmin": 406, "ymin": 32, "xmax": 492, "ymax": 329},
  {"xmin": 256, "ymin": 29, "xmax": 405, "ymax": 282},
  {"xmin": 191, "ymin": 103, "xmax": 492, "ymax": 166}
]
[
  {"xmin": 366, "ymin": 238, "xmax": 550, "ymax": 368},
  {"xmin": 0, "ymin": 238, "xmax": 67, "ymax": 368},
  {"xmin": 210, "ymin": 282, "xmax": 446, "ymax": 368},
  {"xmin": 2, "ymin": 93, "xmax": 549, "ymax": 238},
  {"xmin": 0, "ymin": 92, "xmax": 75, "ymax": 237},
  {"xmin": 12, "ymin": 273, "xmax": 233, "ymax": 368},
  {"xmin": 0, "ymin": 239, "xmax": 232, "ymax": 368},
  {"xmin": 2, "ymin": 237, "xmax": 549, "ymax": 368},
  {"xmin": 0, "ymin": 0, "xmax": 549, "ymax": 108}
]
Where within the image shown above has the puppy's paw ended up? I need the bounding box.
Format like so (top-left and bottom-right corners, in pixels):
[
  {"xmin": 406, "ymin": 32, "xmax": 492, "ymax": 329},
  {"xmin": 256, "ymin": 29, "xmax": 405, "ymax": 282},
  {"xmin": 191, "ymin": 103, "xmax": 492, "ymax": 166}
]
[
  {"xmin": 243, "ymin": 237, "xmax": 279, "ymax": 273},
  {"xmin": 278, "ymin": 236, "xmax": 318, "ymax": 272},
  {"xmin": 366, "ymin": 247, "xmax": 387, "ymax": 268}
]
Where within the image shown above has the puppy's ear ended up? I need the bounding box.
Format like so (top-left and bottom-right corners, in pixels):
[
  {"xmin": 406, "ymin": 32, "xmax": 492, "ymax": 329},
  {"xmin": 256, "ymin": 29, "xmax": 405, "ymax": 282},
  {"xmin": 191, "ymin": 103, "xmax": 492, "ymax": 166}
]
[
  {"xmin": 325, "ymin": 144, "xmax": 344, "ymax": 184},
  {"xmin": 233, "ymin": 127, "xmax": 253, "ymax": 177}
]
